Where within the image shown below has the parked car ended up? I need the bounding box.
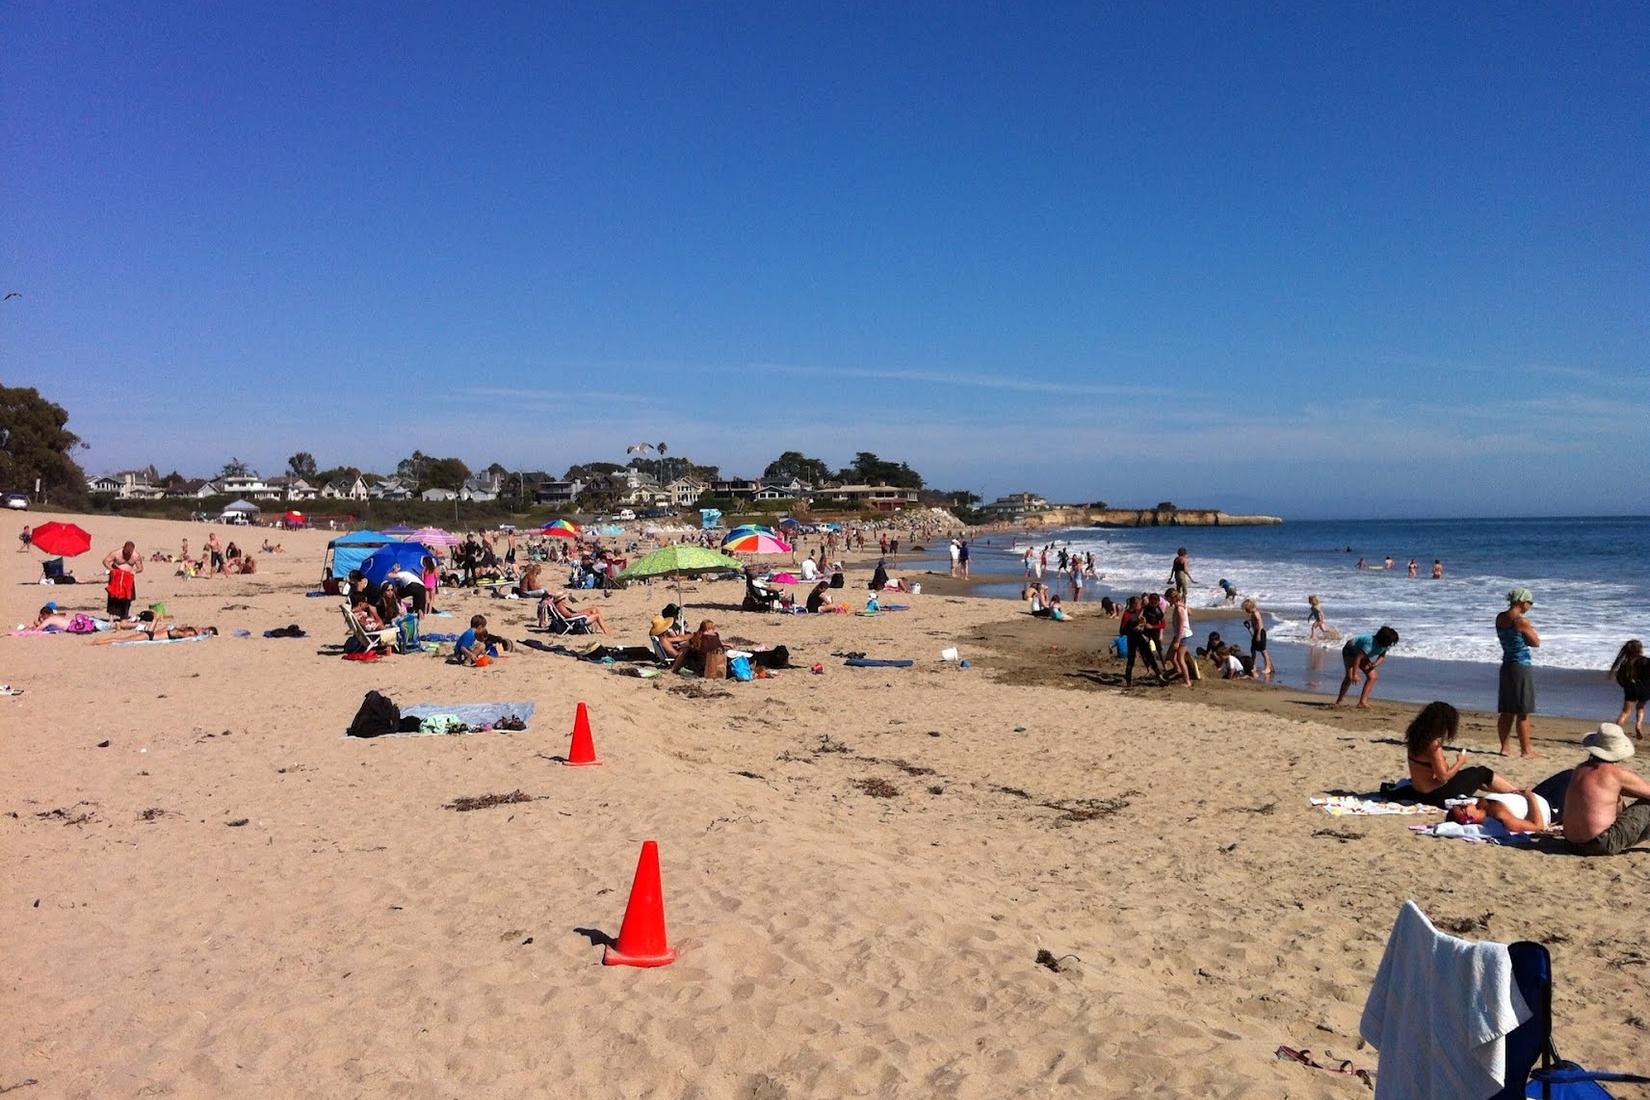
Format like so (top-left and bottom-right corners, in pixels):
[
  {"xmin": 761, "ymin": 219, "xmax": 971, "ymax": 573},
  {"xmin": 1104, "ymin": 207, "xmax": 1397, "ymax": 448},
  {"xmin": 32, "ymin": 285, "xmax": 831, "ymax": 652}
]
[
  {"xmin": 3, "ymin": 491, "xmax": 29, "ymax": 510},
  {"xmin": 616, "ymin": 509, "xmax": 636, "ymax": 521}
]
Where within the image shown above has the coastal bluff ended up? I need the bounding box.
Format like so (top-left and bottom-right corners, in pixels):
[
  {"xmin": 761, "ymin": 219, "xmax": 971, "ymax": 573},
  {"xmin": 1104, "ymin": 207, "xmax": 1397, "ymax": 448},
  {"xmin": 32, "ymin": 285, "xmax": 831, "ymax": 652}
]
[{"xmin": 1019, "ymin": 507, "xmax": 1282, "ymax": 528}]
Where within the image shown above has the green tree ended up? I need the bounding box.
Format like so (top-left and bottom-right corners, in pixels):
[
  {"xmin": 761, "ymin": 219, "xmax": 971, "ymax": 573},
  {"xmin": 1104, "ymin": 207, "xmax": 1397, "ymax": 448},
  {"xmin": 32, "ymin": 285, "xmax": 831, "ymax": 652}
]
[
  {"xmin": 565, "ymin": 461, "xmax": 626, "ymax": 482},
  {"xmin": 0, "ymin": 385, "xmax": 88, "ymax": 505},
  {"xmin": 287, "ymin": 452, "xmax": 318, "ymax": 479},
  {"xmin": 836, "ymin": 452, "xmax": 923, "ymax": 489},
  {"xmin": 396, "ymin": 450, "xmax": 431, "ymax": 484},
  {"xmin": 219, "ymin": 457, "xmax": 252, "ymax": 478},
  {"xmin": 763, "ymin": 451, "xmax": 833, "ymax": 485},
  {"xmin": 421, "ymin": 456, "xmax": 471, "ymax": 492},
  {"xmin": 159, "ymin": 470, "xmax": 187, "ymax": 489},
  {"xmin": 313, "ymin": 465, "xmax": 361, "ymax": 486},
  {"xmin": 1155, "ymin": 501, "xmax": 1178, "ymax": 512}
]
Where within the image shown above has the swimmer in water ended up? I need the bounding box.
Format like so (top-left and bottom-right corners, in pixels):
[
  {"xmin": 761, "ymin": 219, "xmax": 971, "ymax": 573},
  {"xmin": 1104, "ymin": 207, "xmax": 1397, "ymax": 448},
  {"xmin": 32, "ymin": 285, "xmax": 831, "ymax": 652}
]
[
  {"xmin": 1307, "ymin": 595, "xmax": 1330, "ymax": 640},
  {"xmin": 1383, "ymin": 556, "xmax": 1394, "ymax": 570},
  {"xmin": 1407, "ymin": 558, "xmax": 1418, "ymax": 578},
  {"xmin": 1356, "ymin": 558, "xmax": 1367, "ymax": 570},
  {"xmin": 1432, "ymin": 559, "xmax": 1444, "ymax": 579}
]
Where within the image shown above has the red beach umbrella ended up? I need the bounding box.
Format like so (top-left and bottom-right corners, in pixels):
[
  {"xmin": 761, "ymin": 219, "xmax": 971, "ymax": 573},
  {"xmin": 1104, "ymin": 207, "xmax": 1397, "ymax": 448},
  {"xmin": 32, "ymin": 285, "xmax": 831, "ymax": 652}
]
[{"xmin": 30, "ymin": 521, "xmax": 93, "ymax": 557}]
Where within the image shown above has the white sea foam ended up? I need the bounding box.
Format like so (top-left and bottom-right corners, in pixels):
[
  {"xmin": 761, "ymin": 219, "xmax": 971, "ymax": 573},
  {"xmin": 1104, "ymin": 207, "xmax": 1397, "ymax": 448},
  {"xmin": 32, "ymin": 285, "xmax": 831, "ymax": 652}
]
[{"xmin": 1014, "ymin": 536, "xmax": 1635, "ymax": 671}]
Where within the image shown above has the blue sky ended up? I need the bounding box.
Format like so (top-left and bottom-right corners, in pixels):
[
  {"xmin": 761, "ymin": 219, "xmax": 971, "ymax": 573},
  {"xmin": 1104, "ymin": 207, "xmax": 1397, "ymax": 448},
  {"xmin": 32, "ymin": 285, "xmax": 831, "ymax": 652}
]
[{"xmin": 3, "ymin": 3, "xmax": 1646, "ymax": 518}]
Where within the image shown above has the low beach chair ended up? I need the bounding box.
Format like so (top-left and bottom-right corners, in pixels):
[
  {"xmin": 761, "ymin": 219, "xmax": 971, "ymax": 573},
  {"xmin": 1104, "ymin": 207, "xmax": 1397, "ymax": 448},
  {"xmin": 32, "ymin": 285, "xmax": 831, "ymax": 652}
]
[
  {"xmin": 544, "ymin": 600, "xmax": 592, "ymax": 636},
  {"xmin": 340, "ymin": 604, "xmax": 399, "ymax": 654},
  {"xmin": 1499, "ymin": 941, "xmax": 1648, "ymax": 1099}
]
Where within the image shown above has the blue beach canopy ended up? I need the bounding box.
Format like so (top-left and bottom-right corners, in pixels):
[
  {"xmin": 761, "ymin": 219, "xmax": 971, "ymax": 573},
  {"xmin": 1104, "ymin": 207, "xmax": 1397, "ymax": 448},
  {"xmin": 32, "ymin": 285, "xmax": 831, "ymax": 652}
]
[
  {"xmin": 359, "ymin": 542, "xmax": 437, "ymax": 585},
  {"xmin": 324, "ymin": 530, "xmax": 391, "ymax": 579}
]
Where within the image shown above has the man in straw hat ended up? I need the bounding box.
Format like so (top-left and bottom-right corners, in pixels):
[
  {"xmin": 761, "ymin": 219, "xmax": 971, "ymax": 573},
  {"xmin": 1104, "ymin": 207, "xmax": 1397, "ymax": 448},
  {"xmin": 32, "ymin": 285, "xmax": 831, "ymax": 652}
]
[{"xmin": 1563, "ymin": 723, "xmax": 1650, "ymax": 855}]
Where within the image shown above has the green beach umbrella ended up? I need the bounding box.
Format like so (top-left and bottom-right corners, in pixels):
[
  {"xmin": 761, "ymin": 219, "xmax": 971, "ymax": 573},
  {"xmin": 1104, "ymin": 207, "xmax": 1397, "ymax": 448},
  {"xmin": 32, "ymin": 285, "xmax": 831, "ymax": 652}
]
[{"xmin": 617, "ymin": 545, "xmax": 745, "ymax": 615}]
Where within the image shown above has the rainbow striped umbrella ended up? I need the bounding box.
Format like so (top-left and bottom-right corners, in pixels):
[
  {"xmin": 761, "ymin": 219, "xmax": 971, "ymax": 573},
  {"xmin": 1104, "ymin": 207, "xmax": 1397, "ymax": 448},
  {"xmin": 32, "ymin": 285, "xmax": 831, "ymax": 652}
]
[
  {"xmin": 722, "ymin": 531, "xmax": 793, "ymax": 554},
  {"xmin": 542, "ymin": 519, "xmax": 581, "ymax": 539}
]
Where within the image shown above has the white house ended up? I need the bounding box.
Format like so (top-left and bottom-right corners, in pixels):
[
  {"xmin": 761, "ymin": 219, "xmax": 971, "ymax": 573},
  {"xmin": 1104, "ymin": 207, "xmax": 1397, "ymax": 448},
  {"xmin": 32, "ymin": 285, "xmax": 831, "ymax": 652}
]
[
  {"xmin": 422, "ymin": 488, "xmax": 458, "ymax": 502},
  {"xmin": 665, "ymin": 478, "xmax": 704, "ymax": 507},
  {"xmin": 822, "ymin": 484, "xmax": 919, "ymax": 512},
  {"xmin": 321, "ymin": 475, "xmax": 368, "ymax": 501},
  {"xmin": 87, "ymin": 474, "xmax": 122, "ymax": 495},
  {"xmin": 215, "ymin": 473, "xmax": 271, "ymax": 497}
]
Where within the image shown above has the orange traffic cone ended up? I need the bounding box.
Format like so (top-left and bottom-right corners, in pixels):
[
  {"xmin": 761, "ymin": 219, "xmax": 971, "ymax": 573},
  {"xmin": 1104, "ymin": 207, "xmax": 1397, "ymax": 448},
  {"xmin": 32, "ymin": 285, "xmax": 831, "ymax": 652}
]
[
  {"xmin": 564, "ymin": 701, "xmax": 600, "ymax": 766},
  {"xmin": 602, "ymin": 840, "xmax": 676, "ymax": 967}
]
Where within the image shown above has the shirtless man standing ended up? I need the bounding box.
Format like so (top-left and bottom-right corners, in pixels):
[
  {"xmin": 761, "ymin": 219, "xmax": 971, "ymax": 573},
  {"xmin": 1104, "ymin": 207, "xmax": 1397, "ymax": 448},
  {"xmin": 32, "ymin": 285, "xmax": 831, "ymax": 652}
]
[{"xmin": 1563, "ymin": 724, "xmax": 1650, "ymax": 856}]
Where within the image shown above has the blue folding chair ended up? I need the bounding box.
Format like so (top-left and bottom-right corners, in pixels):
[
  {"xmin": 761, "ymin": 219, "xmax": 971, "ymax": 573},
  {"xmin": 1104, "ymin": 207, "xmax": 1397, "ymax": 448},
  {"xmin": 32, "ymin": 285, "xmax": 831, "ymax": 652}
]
[{"xmin": 1499, "ymin": 941, "xmax": 1649, "ymax": 1099}]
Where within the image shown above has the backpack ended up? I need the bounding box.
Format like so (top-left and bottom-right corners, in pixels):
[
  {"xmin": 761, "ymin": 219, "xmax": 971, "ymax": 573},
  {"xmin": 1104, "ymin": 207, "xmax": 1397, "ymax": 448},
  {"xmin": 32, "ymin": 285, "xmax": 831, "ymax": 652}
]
[
  {"xmin": 346, "ymin": 690, "xmax": 401, "ymax": 738},
  {"xmin": 728, "ymin": 655, "xmax": 754, "ymax": 682}
]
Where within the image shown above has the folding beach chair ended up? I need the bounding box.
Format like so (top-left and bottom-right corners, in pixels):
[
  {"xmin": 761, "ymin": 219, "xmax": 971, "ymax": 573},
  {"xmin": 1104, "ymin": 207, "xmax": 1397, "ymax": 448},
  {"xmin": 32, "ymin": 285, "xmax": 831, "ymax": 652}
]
[
  {"xmin": 341, "ymin": 603, "xmax": 399, "ymax": 654},
  {"xmin": 1500, "ymin": 941, "xmax": 1649, "ymax": 1099},
  {"xmin": 543, "ymin": 600, "xmax": 592, "ymax": 636}
]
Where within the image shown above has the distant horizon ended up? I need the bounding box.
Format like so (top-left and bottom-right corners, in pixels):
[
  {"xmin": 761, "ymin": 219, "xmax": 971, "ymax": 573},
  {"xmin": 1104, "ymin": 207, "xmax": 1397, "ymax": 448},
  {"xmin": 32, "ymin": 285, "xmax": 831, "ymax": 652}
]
[{"xmin": 5, "ymin": 6, "xmax": 1645, "ymax": 515}]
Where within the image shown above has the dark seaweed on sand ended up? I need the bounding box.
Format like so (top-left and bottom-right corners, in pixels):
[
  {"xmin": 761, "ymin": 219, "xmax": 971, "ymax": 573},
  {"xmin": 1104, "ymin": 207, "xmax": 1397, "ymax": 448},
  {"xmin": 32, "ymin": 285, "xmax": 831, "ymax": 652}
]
[{"xmin": 444, "ymin": 790, "xmax": 538, "ymax": 812}]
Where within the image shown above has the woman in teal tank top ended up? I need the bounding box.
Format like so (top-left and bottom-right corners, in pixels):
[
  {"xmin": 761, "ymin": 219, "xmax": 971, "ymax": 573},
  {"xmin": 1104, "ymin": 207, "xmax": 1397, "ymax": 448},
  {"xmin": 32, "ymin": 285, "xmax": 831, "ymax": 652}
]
[{"xmin": 1495, "ymin": 587, "xmax": 1541, "ymax": 757}]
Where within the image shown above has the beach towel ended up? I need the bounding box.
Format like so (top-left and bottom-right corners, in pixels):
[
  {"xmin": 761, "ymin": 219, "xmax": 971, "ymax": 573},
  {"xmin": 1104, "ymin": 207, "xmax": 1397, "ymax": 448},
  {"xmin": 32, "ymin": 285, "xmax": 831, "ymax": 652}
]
[
  {"xmin": 844, "ymin": 658, "xmax": 914, "ymax": 668},
  {"xmin": 110, "ymin": 634, "xmax": 212, "ymax": 647},
  {"xmin": 366, "ymin": 701, "xmax": 535, "ymax": 737},
  {"xmin": 1410, "ymin": 821, "xmax": 1553, "ymax": 845},
  {"xmin": 1359, "ymin": 900, "xmax": 1529, "ymax": 1100},
  {"xmin": 1312, "ymin": 795, "xmax": 1437, "ymax": 817}
]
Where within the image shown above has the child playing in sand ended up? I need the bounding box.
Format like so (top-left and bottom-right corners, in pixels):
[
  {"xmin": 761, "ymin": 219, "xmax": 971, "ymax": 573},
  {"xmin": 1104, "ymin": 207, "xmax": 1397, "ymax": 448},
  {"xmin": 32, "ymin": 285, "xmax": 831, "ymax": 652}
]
[{"xmin": 454, "ymin": 614, "xmax": 512, "ymax": 665}]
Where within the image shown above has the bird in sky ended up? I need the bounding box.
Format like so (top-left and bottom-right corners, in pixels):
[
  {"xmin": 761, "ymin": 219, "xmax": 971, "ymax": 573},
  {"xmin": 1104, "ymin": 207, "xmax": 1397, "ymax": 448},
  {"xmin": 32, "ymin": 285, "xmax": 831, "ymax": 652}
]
[{"xmin": 3, "ymin": 293, "xmax": 19, "ymax": 300}]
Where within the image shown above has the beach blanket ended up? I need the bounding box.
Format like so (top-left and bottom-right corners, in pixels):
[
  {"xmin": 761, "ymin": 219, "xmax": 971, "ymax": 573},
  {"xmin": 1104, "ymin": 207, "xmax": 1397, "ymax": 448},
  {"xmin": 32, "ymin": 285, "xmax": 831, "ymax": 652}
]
[
  {"xmin": 844, "ymin": 658, "xmax": 914, "ymax": 668},
  {"xmin": 110, "ymin": 634, "xmax": 213, "ymax": 647},
  {"xmin": 1410, "ymin": 822, "xmax": 1554, "ymax": 845},
  {"xmin": 344, "ymin": 701, "xmax": 536, "ymax": 738},
  {"xmin": 8, "ymin": 628, "xmax": 59, "ymax": 637},
  {"xmin": 1312, "ymin": 795, "xmax": 1437, "ymax": 817}
]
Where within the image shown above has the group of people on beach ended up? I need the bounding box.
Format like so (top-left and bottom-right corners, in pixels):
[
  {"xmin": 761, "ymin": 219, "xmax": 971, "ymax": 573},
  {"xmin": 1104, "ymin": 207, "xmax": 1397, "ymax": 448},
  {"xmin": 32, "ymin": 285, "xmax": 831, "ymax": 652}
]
[{"xmin": 1401, "ymin": 700, "xmax": 1650, "ymax": 856}]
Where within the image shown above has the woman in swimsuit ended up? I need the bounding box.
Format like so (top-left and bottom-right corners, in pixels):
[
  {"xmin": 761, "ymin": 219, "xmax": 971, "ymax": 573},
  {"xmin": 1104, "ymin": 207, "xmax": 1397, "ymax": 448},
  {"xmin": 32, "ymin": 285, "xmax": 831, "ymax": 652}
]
[
  {"xmin": 1403, "ymin": 701, "xmax": 1515, "ymax": 806},
  {"xmin": 91, "ymin": 617, "xmax": 219, "ymax": 645}
]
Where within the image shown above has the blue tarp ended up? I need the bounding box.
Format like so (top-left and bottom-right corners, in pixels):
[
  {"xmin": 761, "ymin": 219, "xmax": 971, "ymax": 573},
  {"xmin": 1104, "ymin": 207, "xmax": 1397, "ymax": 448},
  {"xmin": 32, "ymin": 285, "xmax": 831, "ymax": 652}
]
[
  {"xmin": 360, "ymin": 542, "xmax": 437, "ymax": 585},
  {"xmin": 324, "ymin": 530, "xmax": 391, "ymax": 579},
  {"xmin": 699, "ymin": 508, "xmax": 722, "ymax": 530}
]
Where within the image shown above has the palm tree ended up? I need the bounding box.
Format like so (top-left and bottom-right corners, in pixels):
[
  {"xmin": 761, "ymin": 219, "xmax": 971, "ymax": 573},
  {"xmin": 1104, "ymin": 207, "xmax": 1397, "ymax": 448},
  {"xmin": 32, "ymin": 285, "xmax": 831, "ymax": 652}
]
[{"xmin": 656, "ymin": 441, "xmax": 668, "ymax": 488}]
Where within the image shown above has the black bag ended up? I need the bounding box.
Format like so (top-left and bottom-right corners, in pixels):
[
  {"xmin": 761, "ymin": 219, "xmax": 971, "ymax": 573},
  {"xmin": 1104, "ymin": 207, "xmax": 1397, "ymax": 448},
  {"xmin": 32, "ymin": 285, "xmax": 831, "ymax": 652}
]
[
  {"xmin": 347, "ymin": 690, "xmax": 400, "ymax": 738},
  {"xmin": 754, "ymin": 645, "xmax": 791, "ymax": 669}
]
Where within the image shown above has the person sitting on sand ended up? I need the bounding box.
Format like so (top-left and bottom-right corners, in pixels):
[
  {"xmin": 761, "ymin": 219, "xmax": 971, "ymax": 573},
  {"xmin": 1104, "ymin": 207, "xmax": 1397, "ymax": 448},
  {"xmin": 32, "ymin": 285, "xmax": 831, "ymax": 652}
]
[
  {"xmin": 869, "ymin": 559, "xmax": 889, "ymax": 593},
  {"xmin": 650, "ymin": 603, "xmax": 687, "ymax": 659},
  {"xmin": 670, "ymin": 619, "xmax": 726, "ymax": 677},
  {"xmin": 1447, "ymin": 791, "xmax": 1551, "ymax": 834},
  {"xmin": 806, "ymin": 581, "xmax": 835, "ymax": 614},
  {"xmin": 453, "ymin": 613, "xmax": 512, "ymax": 666},
  {"xmin": 1335, "ymin": 626, "xmax": 1400, "ymax": 708},
  {"xmin": 1047, "ymin": 595, "xmax": 1068, "ymax": 621},
  {"xmin": 1099, "ymin": 596, "xmax": 1119, "ymax": 619},
  {"xmin": 800, "ymin": 554, "xmax": 820, "ymax": 582},
  {"xmin": 1562, "ymin": 724, "xmax": 1650, "ymax": 856},
  {"xmin": 1403, "ymin": 700, "xmax": 1516, "ymax": 806},
  {"xmin": 350, "ymin": 592, "xmax": 388, "ymax": 632},
  {"xmin": 1213, "ymin": 643, "xmax": 1251, "ymax": 679}
]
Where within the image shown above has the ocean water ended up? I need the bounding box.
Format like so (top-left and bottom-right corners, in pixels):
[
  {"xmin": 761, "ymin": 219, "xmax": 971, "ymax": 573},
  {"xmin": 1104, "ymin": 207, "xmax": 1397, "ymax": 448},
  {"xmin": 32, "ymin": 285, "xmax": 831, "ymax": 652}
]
[{"xmin": 1010, "ymin": 517, "xmax": 1648, "ymax": 672}]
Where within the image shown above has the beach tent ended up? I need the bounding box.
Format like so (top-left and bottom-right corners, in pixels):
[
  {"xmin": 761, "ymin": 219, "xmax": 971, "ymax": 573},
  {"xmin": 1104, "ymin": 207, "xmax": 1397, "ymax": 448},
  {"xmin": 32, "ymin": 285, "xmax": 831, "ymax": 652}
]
[
  {"xmin": 699, "ymin": 508, "xmax": 722, "ymax": 530},
  {"xmin": 222, "ymin": 499, "xmax": 260, "ymax": 513},
  {"xmin": 323, "ymin": 530, "xmax": 392, "ymax": 580},
  {"xmin": 359, "ymin": 542, "xmax": 437, "ymax": 586}
]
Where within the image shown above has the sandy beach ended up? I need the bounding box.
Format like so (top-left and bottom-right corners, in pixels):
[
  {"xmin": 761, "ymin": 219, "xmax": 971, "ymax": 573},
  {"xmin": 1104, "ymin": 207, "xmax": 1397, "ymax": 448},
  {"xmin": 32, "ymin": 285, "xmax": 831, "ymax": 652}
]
[{"xmin": 5, "ymin": 513, "xmax": 1648, "ymax": 1098}]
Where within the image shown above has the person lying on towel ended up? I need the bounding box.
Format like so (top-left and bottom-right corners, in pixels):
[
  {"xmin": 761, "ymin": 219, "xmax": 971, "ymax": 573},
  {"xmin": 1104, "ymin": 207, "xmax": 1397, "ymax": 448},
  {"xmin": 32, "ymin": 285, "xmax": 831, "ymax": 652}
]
[
  {"xmin": 1446, "ymin": 790, "xmax": 1552, "ymax": 834},
  {"xmin": 91, "ymin": 616, "xmax": 218, "ymax": 644}
]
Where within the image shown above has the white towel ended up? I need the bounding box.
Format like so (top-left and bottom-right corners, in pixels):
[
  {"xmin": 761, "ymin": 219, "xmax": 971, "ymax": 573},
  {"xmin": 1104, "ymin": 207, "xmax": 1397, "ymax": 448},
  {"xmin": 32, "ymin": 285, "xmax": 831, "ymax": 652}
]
[{"xmin": 1359, "ymin": 900, "xmax": 1531, "ymax": 1100}]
